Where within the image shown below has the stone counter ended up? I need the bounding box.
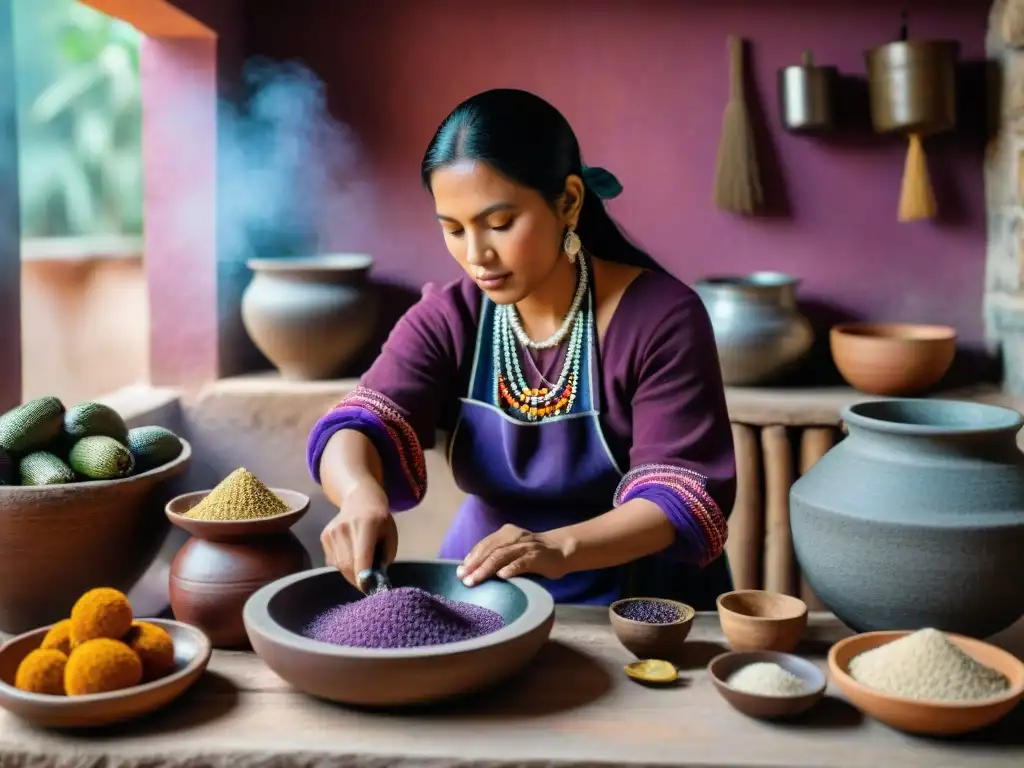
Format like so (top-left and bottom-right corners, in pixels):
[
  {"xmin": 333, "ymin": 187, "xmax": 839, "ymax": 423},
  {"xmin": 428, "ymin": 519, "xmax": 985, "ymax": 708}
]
[{"xmin": 1, "ymin": 608, "xmax": 1022, "ymax": 768}]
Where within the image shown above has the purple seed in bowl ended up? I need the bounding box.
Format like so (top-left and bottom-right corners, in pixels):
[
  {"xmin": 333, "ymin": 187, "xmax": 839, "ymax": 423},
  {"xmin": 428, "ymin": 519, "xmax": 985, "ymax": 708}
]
[
  {"xmin": 302, "ymin": 586, "xmax": 505, "ymax": 649},
  {"xmin": 614, "ymin": 599, "xmax": 683, "ymax": 625}
]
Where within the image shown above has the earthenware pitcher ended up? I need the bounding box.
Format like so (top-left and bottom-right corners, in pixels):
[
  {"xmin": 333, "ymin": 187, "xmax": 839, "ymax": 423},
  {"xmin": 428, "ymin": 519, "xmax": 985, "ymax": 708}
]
[
  {"xmin": 693, "ymin": 272, "xmax": 813, "ymax": 386},
  {"xmin": 790, "ymin": 399, "xmax": 1024, "ymax": 637}
]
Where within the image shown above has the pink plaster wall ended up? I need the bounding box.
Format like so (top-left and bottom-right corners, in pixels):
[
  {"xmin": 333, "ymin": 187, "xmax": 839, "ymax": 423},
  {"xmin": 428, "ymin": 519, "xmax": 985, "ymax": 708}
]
[{"xmin": 243, "ymin": 0, "xmax": 990, "ymax": 354}]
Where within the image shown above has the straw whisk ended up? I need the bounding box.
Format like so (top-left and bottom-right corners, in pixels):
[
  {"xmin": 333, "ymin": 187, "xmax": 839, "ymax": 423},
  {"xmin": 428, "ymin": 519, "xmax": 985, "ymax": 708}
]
[{"xmin": 713, "ymin": 35, "xmax": 764, "ymax": 215}]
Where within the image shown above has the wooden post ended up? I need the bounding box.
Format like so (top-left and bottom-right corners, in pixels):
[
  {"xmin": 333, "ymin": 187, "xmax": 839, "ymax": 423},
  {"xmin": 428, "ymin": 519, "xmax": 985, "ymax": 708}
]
[
  {"xmin": 761, "ymin": 425, "xmax": 796, "ymax": 596},
  {"xmin": 797, "ymin": 427, "xmax": 838, "ymax": 610},
  {"xmin": 725, "ymin": 424, "xmax": 763, "ymax": 591},
  {"xmin": 0, "ymin": 0, "xmax": 20, "ymax": 411}
]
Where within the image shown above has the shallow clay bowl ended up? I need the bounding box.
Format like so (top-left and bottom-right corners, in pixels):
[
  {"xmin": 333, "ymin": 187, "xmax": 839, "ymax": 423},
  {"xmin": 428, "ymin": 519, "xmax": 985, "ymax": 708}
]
[
  {"xmin": 717, "ymin": 590, "xmax": 808, "ymax": 653},
  {"xmin": 243, "ymin": 561, "xmax": 555, "ymax": 708},
  {"xmin": 165, "ymin": 488, "xmax": 310, "ymax": 542},
  {"xmin": 830, "ymin": 322, "xmax": 956, "ymax": 396},
  {"xmin": 708, "ymin": 651, "xmax": 826, "ymax": 719},
  {"xmin": 609, "ymin": 597, "xmax": 695, "ymax": 661},
  {"xmin": 828, "ymin": 630, "xmax": 1024, "ymax": 736},
  {"xmin": 0, "ymin": 618, "xmax": 212, "ymax": 729}
]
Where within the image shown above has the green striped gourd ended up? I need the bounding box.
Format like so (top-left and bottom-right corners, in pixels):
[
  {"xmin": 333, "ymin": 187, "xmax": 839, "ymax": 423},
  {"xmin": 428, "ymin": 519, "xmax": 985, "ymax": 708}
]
[
  {"xmin": 0, "ymin": 397, "xmax": 65, "ymax": 454},
  {"xmin": 64, "ymin": 402, "xmax": 129, "ymax": 444},
  {"xmin": 127, "ymin": 426, "xmax": 183, "ymax": 473},
  {"xmin": 19, "ymin": 452, "xmax": 76, "ymax": 485}
]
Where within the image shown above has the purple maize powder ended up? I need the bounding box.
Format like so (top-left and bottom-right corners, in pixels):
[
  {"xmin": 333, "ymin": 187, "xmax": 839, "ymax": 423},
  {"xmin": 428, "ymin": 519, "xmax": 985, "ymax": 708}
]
[
  {"xmin": 614, "ymin": 599, "xmax": 681, "ymax": 624},
  {"xmin": 301, "ymin": 586, "xmax": 506, "ymax": 649}
]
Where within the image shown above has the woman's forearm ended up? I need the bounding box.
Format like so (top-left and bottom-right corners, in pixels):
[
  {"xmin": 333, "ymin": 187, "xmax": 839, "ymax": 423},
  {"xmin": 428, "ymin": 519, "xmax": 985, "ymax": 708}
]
[
  {"xmin": 319, "ymin": 429, "xmax": 386, "ymax": 508},
  {"xmin": 549, "ymin": 499, "xmax": 678, "ymax": 574}
]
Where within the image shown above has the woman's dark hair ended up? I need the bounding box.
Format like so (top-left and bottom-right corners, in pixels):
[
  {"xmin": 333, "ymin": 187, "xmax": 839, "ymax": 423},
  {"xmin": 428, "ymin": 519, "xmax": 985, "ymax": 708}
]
[{"xmin": 421, "ymin": 88, "xmax": 663, "ymax": 272}]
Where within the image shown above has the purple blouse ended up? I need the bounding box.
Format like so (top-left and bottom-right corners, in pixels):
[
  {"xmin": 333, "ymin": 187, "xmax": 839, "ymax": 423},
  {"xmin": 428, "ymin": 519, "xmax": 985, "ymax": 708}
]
[{"xmin": 308, "ymin": 269, "xmax": 736, "ymax": 566}]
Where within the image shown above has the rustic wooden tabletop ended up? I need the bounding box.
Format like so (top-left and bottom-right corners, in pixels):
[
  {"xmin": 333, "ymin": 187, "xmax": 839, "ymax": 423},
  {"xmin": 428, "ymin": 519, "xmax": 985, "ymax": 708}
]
[{"xmin": 1, "ymin": 607, "xmax": 1022, "ymax": 768}]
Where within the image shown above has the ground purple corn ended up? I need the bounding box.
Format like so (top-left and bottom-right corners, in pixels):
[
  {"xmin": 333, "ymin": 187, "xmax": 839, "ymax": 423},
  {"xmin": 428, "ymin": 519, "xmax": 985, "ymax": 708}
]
[
  {"xmin": 302, "ymin": 586, "xmax": 505, "ymax": 649},
  {"xmin": 614, "ymin": 599, "xmax": 681, "ymax": 624}
]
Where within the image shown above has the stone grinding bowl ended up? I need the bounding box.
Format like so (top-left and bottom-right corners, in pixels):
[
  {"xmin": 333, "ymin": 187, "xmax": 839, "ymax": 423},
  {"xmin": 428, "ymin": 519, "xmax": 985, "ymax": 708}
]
[
  {"xmin": 717, "ymin": 589, "xmax": 808, "ymax": 653},
  {"xmin": 828, "ymin": 630, "xmax": 1024, "ymax": 736},
  {"xmin": 609, "ymin": 597, "xmax": 695, "ymax": 661},
  {"xmin": 0, "ymin": 440, "xmax": 192, "ymax": 635},
  {"xmin": 708, "ymin": 650, "xmax": 826, "ymax": 720},
  {"xmin": 0, "ymin": 618, "xmax": 211, "ymax": 729},
  {"xmin": 165, "ymin": 487, "xmax": 310, "ymax": 542},
  {"xmin": 243, "ymin": 562, "xmax": 555, "ymax": 707}
]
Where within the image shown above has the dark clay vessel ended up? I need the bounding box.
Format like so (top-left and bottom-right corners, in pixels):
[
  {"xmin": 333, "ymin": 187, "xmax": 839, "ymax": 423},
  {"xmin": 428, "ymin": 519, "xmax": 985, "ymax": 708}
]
[{"xmin": 790, "ymin": 399, "xmax": 1024, "ymax": 638}]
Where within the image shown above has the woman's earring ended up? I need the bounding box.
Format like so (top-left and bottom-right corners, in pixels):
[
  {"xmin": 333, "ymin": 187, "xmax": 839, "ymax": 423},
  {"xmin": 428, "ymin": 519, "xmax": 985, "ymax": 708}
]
[{"xmin": 563, "ymin": 228, "xmax": 581, "ymax": 264}]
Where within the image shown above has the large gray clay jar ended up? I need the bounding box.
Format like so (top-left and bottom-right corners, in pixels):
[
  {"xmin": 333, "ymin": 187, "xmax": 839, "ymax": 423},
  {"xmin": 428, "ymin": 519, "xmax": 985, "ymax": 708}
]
[
  {"xmin": 693, "ymin": 272, "xmax": 813, "ymax": 386},
  {"xmin": 241, "ymin": 254, "xmax": 378, "ymax": 380},
  {"xmin": 790, "ymin": 399, "xmax": 1024, "ymax": 637}
]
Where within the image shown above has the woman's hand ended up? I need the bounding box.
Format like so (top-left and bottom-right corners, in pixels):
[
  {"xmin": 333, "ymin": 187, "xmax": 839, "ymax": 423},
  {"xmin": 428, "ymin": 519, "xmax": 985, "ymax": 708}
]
[
  {"xmin": 456, "ymin": 524, "xmax": 573, "ymax": 587},
  {"xmin": 320, "ymin": 480, "xmax": 398, "ymax": 588}
]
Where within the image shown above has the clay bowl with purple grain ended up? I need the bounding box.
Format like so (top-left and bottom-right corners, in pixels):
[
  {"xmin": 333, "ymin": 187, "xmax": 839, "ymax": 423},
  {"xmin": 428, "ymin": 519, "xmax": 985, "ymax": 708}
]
[
  {"xmin": 609, "ymin": 597, "xmax": 696, "ymax": 662},
  {"xmin": 708, "ymin": 650, "xmax": 827, "ymax": 719},
  {"xmin": 830, "ymin": 322, "xmax": 956, "ymax": 396},
  {"xmin": 828, "ymin": 630, "xmax": 1024, "ymax": 736},
  {"xmin": 0, "ymin": 618, "xmax": 212, "ymax": 729},
  {"xmin": 242, "ymin": 561, "xmax": 556, "ymax": 708},
  {"xmin": 717, "ymin": 590, "xmax": 808, "ymax": 653},
  {"xmin": 165, "ymin": 488, "xmax": 310, "ymax": 542}
]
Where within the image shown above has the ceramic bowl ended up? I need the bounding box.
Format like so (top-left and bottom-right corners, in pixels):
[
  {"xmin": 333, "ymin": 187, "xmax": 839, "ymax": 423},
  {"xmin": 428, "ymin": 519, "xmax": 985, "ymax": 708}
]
[
  {"xmin": 243, "ymin": 561, "xmax": 555, "ymax": 707},
  {"xmin": 0, "ymin": 440, "xmax": 192, "ymax": 635},
  {"xmin": 717, "ymin": 590, "xmax": 808, "ymax": 653},
  {"xmin": 830, "ymin": 322, "xmax": 956, "ymax": 396},
  {"xmin": 609, "ymin": 597, "xmax": 695, "ymax": 661},
  {"xmin": 0, "ymin": 618, "xmax": 211, "ymax": 729},
  {"xmin": 165, "ymin": 487, "xmax": 310, "ymax": 542},
  {"xmin": 828, "ymin": 630, "xmax": 1024, "ymax": 736},
  {"xmin": 708, "ymin": 650, "xmax": 827, "ymax": 719}
]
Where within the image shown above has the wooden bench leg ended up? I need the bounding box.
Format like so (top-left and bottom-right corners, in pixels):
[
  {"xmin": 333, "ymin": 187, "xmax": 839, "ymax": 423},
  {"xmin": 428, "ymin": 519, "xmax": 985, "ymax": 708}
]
[
  {"xmin": 762, "ymin": 425, "xmax": 796, "ymax": 596},
  {"xmin": 725, "ymin": 423, "xmax": 762, "ymax": 591}
]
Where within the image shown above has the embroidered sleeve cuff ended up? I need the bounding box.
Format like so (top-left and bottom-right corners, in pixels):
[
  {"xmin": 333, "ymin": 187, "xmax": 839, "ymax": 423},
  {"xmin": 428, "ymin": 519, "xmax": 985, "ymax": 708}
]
[
  {"xmin": 306, "ymin": 387, "xmax": 427, "ymax": 512},
  {"xmin": 614, "ymin": 463, "xmax": 728, "ymax": 567}
]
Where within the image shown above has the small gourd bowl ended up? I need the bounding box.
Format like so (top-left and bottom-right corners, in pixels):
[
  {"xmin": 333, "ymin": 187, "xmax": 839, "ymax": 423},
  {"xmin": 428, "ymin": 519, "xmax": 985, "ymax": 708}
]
[
  {"xmin": 708, "ymin": 650, "xmax": 826, "ymax": 720},
  {"xmin": 0, "ymin": 618, "xmax": 212, "ymax": 729},
  {"xmin": 828, "ymin": 630, "xmax": 1024, "ymax": 736},
  {"xmin": 717, "ymin": 590, "xmax": 808, "ymax": 653},
  {"xmin": 165, "ymin": 488, "xmax": 310, "ymax": 542},
  {"xmin": 609, "ymin": 597, "xmax": 695, "ymax": 660}
]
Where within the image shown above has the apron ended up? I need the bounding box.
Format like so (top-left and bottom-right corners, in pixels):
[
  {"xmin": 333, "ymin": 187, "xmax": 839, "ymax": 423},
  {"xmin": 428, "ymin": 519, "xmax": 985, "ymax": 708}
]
[{"xmin": 442, "ymin": 285, "xmax": 733, "ymax": 608}]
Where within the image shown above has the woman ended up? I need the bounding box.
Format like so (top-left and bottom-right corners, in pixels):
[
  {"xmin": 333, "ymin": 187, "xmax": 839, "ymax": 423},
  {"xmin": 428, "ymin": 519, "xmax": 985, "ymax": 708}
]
[{"xmin": 307, "ymin": 88, "xmax": 736, "ymax": 607}]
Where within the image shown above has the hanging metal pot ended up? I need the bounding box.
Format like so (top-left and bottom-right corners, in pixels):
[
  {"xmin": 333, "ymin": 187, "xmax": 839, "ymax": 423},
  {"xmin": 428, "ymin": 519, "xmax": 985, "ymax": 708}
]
[
  {"xmin": 864, "ymin": 39, "xmax": 959, "ymax": 136},
  {"xmin": 777, "ymin": 51, "xmax": 838, "ymax": 133}
]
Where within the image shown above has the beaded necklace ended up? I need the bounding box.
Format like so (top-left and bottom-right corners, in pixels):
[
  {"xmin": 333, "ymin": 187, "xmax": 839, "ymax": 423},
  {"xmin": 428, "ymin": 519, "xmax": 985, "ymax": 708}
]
[{"xmin": 494, "ymin": 256, "xmax": 590, "ymax": 421}]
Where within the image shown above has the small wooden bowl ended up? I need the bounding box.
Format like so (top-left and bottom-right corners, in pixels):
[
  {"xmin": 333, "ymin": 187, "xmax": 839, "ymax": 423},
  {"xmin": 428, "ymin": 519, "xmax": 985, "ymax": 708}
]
[
  {"xmin": 609, "ymin": 597, "xmax": 695, "ymax": 660},
  {"xmin": 830, "ymin": 322, "xmax": 956, "ymax": 396},
  {"xmin": 165, "ymin": 488, "xmax": 310, "ymax": 542},
  {"xmin": 828, "ymin": 630, "xmax": 1024, "ymax": 736},
  {"xmin": 708, "ymin": 651, "xmax": 827, "ymax": 719},
  {"xmin": 0, "ymin": 618, "xmax": 212, "ymax": 729},
  {"xmin": 717, "ymin": 590, "xmax": 808, "ymax": 653}
]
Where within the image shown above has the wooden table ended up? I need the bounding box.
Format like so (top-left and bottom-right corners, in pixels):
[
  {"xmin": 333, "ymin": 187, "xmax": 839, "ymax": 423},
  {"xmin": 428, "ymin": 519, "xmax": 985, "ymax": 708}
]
[{"xmin": 1, "ymin": 608, "xmax": 1022, "ymax": 768}]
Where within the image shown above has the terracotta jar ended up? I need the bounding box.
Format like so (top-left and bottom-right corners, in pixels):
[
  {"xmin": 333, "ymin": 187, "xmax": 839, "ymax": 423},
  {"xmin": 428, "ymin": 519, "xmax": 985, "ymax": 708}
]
[
  {"xmin": 169, "ymin": 534, "xmax": 310, "ymax": 649},
  {"xmin": 790, "ymin": 399, "xmax": 1024, "ymax": 638},
  {"xmin": 241, "ymin": 253, "xmax": 378, "ymax": 380}
]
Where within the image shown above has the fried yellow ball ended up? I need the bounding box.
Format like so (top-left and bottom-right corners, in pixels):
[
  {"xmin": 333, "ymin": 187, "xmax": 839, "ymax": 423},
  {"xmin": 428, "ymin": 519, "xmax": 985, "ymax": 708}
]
[
  {"xmin": 15, "ymin": 648, "xmax": 67, "ymax": 695},
  {"xmin": 64, "ymin": 638, "xmax": 142, "ymax": 696},
  {"xmin": 39, "ymin": 619, "xmax": 73, "ymax": 656},
  {"xmin": 124, "ymin": 621, "xmax": 176, "ymax": 681},
  {"xmin": 69, "ymin": 587, "xmax": 133, "ymax": 646}
]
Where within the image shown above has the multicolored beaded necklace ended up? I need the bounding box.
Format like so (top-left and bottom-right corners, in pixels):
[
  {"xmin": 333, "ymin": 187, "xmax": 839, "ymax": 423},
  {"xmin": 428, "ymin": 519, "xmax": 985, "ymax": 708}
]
[{"xmin": 494, "ymin": 256, "xmax": 590, "ymax": 421}]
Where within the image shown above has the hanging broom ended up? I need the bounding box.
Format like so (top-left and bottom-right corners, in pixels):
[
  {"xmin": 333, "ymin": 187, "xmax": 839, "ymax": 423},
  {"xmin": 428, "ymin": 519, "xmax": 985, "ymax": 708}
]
[
  {"xmin": 713, "ymin": 35, "xmax": 764, "ymax": 215},
  {"xmin": 898, "ymin": 133, "xmax": 937, "ymax": 222}
]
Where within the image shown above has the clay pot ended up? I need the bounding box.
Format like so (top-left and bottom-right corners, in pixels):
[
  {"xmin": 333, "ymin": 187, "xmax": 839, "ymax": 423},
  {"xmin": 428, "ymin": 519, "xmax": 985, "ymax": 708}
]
[
  {"xmin": 608, "ymin": 598, "xmax": 695, "ymax": 662},
  {"xmin": 0, "ymin": 441, "xmax": 192, "ymax": 635},
  {"xmin": 830, "ymin": 322, "xmax": 956, "ymax": 395},
  {"xmin": 166, "ymin": 489, "xmax": 312, "ymax": 649},
  {"xmin": 716, "ymin": 590, "xmax": 808, "ymax": 653},
  {"xmin": 240, "ymin": 254, "xmax": 379, "ymax": 380},
  {"xmin": 790, "ymin": 399, "xmax": 1024, "ymax": 638},
  {"xmin": 693, "ymin": 272, "xmax": 813, "ymax": 386}
]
